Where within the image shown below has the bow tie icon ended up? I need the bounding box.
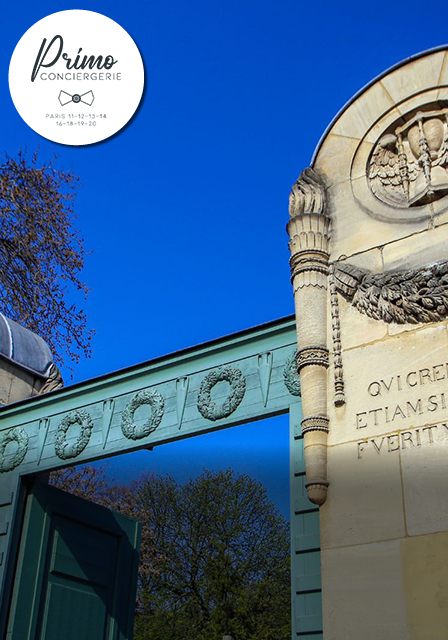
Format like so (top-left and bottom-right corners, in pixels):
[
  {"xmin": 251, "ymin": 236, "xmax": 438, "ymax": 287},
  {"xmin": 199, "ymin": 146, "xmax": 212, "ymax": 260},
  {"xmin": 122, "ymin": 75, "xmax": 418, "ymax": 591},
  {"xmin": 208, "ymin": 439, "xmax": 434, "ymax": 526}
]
[{"xmin": 58, "ymin": 90, "xmax": 95, "ymax": 107}]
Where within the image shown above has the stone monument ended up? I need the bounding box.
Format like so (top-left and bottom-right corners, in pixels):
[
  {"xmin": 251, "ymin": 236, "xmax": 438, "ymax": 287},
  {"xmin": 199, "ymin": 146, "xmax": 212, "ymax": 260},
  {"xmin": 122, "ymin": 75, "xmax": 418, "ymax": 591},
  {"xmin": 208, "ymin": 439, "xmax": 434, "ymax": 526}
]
[{"xmin": 288, "ymin": 46, "xmax": 448, "ymax": 639}]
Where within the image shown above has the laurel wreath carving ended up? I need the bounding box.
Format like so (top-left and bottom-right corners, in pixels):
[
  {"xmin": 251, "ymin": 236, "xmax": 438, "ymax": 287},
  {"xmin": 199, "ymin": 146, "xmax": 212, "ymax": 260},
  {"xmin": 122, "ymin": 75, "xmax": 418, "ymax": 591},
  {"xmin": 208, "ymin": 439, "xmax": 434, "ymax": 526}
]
[
  {"xmin": 55, "ymin": 410, "xmax": 94, "ymax": 460},
  {"xmin": 283, "ymin": 350, "xmax": 301, "ymax": 397},
  {"xmin": 334, "ymin": 259, "xmax": 448, "ymax": 325},
  {"xmin": 197, "ymin": 366, "xmax": 246, "ymax": 421},
  {"xmin": 121, "ymin": 389, "xmax": 165, "ymax": 440},
  {"xmin": 0, "ymin": 428, "xmax": 29, "ymax": 472}
]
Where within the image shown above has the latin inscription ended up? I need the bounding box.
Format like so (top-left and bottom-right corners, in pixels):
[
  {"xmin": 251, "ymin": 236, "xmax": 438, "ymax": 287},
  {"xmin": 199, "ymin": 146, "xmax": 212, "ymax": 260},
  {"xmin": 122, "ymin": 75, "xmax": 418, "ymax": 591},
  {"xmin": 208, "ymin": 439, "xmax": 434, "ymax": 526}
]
[
  {"xmin": 355, "ymin": 363, "xmax": 448, "ymax": 430},
  {"xmin": 357, "ymin": 423, "xmax": 446, "ymax": 458}
]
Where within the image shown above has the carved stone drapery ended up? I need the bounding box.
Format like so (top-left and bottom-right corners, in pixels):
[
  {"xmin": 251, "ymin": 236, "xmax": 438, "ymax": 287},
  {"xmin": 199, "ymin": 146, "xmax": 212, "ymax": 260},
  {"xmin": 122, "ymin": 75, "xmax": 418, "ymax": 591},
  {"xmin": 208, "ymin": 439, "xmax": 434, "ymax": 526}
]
[{"xmin": 287, "ymin": 168, "xmax": 330, "ymax": 505}]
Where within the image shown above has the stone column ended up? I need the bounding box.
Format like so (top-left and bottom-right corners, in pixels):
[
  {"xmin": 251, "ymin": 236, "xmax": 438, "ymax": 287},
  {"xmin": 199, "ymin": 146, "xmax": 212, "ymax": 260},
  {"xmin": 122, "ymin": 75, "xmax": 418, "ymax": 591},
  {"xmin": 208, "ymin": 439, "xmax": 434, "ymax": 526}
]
[{"xmin": 287, "ymin": 168, "xmax": 330, "ymax": 505}]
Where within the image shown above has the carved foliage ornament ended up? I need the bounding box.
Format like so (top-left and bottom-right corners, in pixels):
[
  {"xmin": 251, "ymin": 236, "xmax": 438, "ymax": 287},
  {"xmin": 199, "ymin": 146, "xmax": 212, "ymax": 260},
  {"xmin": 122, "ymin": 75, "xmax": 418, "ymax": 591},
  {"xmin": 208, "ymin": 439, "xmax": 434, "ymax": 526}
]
[
  {"xmin": 121, "ymin": 389, "xmax": 165, "ymax": 440},
  {"xmin": 0, "ymin": 428, "xmax": 29, "ymax": 472},
  {"xmin": 56, "ymin": 409, "xmax": 93, "ymax": 460},
  {"xmin": 289, "ymin": 167, "xmax": 327, "ymax": 218},
  {"xmin": 334, "ymin": 259, "xmax": 448, "ymax": 325},
  {"xmin": 283, "ymin": 350, "xmax": 301, "ymax": 397},
  {"xmin": 197, "ymin": 366, "xmax": 246, "ymax": 421},
  {"xmin": 369, "ymin": 107, "xmax": 448, "ymax": 208}
]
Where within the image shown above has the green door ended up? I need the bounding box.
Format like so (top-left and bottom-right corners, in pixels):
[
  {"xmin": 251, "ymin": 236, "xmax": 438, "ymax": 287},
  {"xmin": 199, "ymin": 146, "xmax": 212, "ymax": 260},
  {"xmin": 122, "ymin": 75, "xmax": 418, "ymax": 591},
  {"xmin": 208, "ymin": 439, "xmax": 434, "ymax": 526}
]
[{"xmin": 5, "ymin": 480, "xmax": 141, "ymax": 640}]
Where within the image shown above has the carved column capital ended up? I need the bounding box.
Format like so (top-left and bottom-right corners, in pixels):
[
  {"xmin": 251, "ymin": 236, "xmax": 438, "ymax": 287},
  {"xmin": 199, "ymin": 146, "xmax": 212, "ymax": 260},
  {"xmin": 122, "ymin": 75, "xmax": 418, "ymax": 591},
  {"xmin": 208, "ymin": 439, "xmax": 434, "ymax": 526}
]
[{"xmin": 287, "ymin": 168, "xmax": 331, "ymax": 290}]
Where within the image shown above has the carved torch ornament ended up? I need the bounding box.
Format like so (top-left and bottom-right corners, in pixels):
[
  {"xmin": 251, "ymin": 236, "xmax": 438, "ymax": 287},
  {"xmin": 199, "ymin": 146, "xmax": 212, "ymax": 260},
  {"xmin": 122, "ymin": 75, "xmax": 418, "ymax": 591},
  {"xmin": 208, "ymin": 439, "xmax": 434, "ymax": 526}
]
[{"xmin": 287, "ymin": 168, "xmax": 331, "ymax": 505}]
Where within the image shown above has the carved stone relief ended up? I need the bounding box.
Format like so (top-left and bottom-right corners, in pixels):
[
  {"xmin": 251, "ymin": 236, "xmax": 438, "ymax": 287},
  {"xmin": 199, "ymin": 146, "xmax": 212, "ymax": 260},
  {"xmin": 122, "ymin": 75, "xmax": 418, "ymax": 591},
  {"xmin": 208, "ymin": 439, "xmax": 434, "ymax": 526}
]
[
  {"xmin": 102, "ymin": 399, "xmax": 115, "ymax": 448},
  {"xmin": 369, "ymin": 107, "xmax": 448, "ymax": 208},
  {"xmin": 296, "ymin": 346, "xmax": 329, "ymax": 371},
  {"xmin": 0, "ymin": 428, "xmax": 29, "ymax": 472},
  {"xmin": 55, "ymin": 409, "xmax": 93, "ymax": 460},
  {"xmin": 258, "ymin": 352, "xmax": 273, "ymax": 406},
  {"xmin": 176, "ymin": 377, "xmax": 189, "ymax": 428},
  {"xmin": 197, "ymin": 366, "xmax": 246, "ymax": 421},
  {"xmin": 334, "ymin": 259, "xmax": 448, "ymax": 325},
  {"xmin": 283, "ymin": 350, "xmax": 301, "ymax": 397},
  {"xmin": 121, "ymin": 389, "xmax": 165, "ymax": 440}
]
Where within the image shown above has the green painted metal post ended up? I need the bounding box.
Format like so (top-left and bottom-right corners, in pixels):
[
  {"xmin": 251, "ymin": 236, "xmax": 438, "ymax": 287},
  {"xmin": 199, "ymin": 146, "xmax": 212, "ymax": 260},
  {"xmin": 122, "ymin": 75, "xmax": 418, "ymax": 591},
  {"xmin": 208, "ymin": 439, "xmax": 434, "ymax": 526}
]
[{"xmin": 290, "ymin": 402, "xmax": 323, "ymax": 639}]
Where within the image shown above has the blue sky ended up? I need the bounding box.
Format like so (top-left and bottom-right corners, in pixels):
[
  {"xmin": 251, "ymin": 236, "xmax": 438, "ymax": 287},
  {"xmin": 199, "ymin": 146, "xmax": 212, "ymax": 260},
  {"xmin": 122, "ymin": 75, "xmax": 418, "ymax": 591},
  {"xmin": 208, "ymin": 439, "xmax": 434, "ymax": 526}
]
[{"xmin": 2, "ymin": 0, "xmax": 448, "ymax": 515}]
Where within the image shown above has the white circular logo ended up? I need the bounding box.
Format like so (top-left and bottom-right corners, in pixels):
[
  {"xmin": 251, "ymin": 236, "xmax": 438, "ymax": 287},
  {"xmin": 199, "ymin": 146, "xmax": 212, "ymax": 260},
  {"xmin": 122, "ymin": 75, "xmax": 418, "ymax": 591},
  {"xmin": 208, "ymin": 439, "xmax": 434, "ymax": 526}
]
[{"xmin": 9, "ymin": 10, "xmax": 144, "ymax": 146}]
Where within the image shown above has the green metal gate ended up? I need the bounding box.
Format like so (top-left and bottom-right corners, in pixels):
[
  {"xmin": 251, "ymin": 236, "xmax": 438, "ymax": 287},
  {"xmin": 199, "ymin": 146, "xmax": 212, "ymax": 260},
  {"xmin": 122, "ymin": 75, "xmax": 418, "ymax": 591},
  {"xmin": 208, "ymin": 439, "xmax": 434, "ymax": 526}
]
[
  {"xmin": 5, "ymin": 480, "xmax": 140, "ymax": 640},
  {"xmin": 0, "ymin": 316, "xmax": 322, "ymax": 639}
]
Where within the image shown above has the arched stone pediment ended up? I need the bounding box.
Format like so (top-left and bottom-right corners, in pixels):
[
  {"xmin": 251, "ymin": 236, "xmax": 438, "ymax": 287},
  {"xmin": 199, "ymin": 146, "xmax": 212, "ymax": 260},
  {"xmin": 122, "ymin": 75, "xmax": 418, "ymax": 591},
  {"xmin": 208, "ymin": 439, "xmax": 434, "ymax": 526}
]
[{"xmin": 312, "ymin": 47, "xmax": 448, "ymax": 259}]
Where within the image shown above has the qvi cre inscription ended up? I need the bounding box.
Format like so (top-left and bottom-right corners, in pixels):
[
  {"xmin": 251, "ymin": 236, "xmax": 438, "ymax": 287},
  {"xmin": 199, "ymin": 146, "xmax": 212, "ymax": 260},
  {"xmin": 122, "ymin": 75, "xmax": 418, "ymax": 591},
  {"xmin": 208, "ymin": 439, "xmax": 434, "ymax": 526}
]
[{"xmin": 355, "ymin": 362, "xmax": 448, "ymax": 430}]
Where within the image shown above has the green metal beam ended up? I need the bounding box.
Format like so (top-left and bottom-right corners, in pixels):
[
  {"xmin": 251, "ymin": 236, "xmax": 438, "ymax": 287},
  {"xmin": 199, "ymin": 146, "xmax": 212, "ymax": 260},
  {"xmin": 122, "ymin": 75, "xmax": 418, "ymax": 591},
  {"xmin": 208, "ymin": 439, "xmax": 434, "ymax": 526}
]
[
  {"xmin": 0, "ymin": 316, "xmax": 298, "ymax": 474},
  {"xmin": 0, "ymin": 315, "xmax": 322, "ymax": 639}
]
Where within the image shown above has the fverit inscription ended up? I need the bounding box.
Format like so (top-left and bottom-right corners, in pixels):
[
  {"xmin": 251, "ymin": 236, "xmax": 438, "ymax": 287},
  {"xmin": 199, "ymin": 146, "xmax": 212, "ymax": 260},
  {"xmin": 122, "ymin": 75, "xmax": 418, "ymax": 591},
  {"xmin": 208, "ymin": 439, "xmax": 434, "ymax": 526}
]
[{"xmin": 357, "ymin": 421, "xmax": 447, "ymax": 458}]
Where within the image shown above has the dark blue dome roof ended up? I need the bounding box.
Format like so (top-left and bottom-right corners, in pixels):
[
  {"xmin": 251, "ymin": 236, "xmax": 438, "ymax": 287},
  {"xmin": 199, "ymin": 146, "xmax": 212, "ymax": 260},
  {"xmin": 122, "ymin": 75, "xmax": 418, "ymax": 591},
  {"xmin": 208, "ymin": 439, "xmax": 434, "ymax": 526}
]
[{"xmin": 0, "ymin": 314, "xmax": 53, "ymax": 377}]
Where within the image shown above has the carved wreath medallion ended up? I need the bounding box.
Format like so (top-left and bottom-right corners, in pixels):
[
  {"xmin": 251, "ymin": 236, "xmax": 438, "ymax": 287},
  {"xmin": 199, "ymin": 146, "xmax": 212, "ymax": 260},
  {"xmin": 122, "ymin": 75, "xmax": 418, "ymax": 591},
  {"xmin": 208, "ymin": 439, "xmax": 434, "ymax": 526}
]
[
  {"xmin": 283, "ymin": 350, "xmax": 301, "ymax": 397},
  {"xmin": 55, "ymin": 409, "xmax": 93, "ymax": 460},
  {"xmin": 0, "ymin": 428, "xmax": 29, "ymax": 473},
  {"xmin": 197, "ymin": 366, "xmax": 246, "ymax": 421},
  {"xmin": 121, "ymin": 389, "xmax": 164, "ymax": 440}
]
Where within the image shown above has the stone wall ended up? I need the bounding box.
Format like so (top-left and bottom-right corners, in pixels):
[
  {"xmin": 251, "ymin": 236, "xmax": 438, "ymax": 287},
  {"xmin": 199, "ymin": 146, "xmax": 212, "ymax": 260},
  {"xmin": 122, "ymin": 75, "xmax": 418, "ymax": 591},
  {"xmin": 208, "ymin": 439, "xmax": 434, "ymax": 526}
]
[
  {"xmin": 295, "ymin": 47, "xmax": 448, "ymax": 639},
  {"xmin": 0, "ymin": 356, "xmax": 45, "ymax": 405}
]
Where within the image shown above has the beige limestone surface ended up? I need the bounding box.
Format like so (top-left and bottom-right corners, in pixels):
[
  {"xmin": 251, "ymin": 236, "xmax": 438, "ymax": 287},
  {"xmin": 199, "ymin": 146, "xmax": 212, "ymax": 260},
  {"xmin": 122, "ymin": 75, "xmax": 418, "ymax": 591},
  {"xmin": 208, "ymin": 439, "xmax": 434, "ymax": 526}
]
[
  {"xmin": 308, "ymin": 46, "xmax": 448, "ymax": 640},
  {"xmin": 321, "ymin": 540, "xmax": 409, "ymax": 640},
  {"xmin": 0, "ymin": 357, "xmax": 43, "ymax": 405}
]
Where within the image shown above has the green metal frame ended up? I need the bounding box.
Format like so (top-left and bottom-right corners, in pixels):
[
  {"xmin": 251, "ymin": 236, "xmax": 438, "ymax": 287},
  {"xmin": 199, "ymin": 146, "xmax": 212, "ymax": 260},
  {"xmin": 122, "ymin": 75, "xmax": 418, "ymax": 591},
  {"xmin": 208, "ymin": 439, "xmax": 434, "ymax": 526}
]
[
  {"xmin": 6, "ymin": 481, "xmax": 141, "ymax": 640},
  {"xmin": 0, "ymin": 315, "xmax": 322, "ymax": 638}
]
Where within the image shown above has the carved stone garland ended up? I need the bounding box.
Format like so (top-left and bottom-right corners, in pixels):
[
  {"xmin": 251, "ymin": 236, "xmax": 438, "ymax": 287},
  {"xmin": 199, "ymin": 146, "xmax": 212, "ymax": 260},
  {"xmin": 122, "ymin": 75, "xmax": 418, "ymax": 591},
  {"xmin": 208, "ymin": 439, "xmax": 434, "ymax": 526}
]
[
  {"xmin": 283, "ymin": 350, "xmax": 301, "ymax": 396},
  {"xmin": 55, "ymin": 409, "xmax": 94, "ymax": 460},
  {"xmin": 334, "ymin": 259, "xmax": 448, "ymax": 325},
  {"xmin": 197, "ymin": 366, "xmax": 246, "ymax": 421},
  {"xmin": 121, "ymin": 389, "xmax": 165, "ymax": 440},
  {"xmin": 287, "ymin": 167, "xmax": 331, "ymax": 505},
  {"xmin": 0, "ymin": 428, "xmax": 29, "ymax": 473}
]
